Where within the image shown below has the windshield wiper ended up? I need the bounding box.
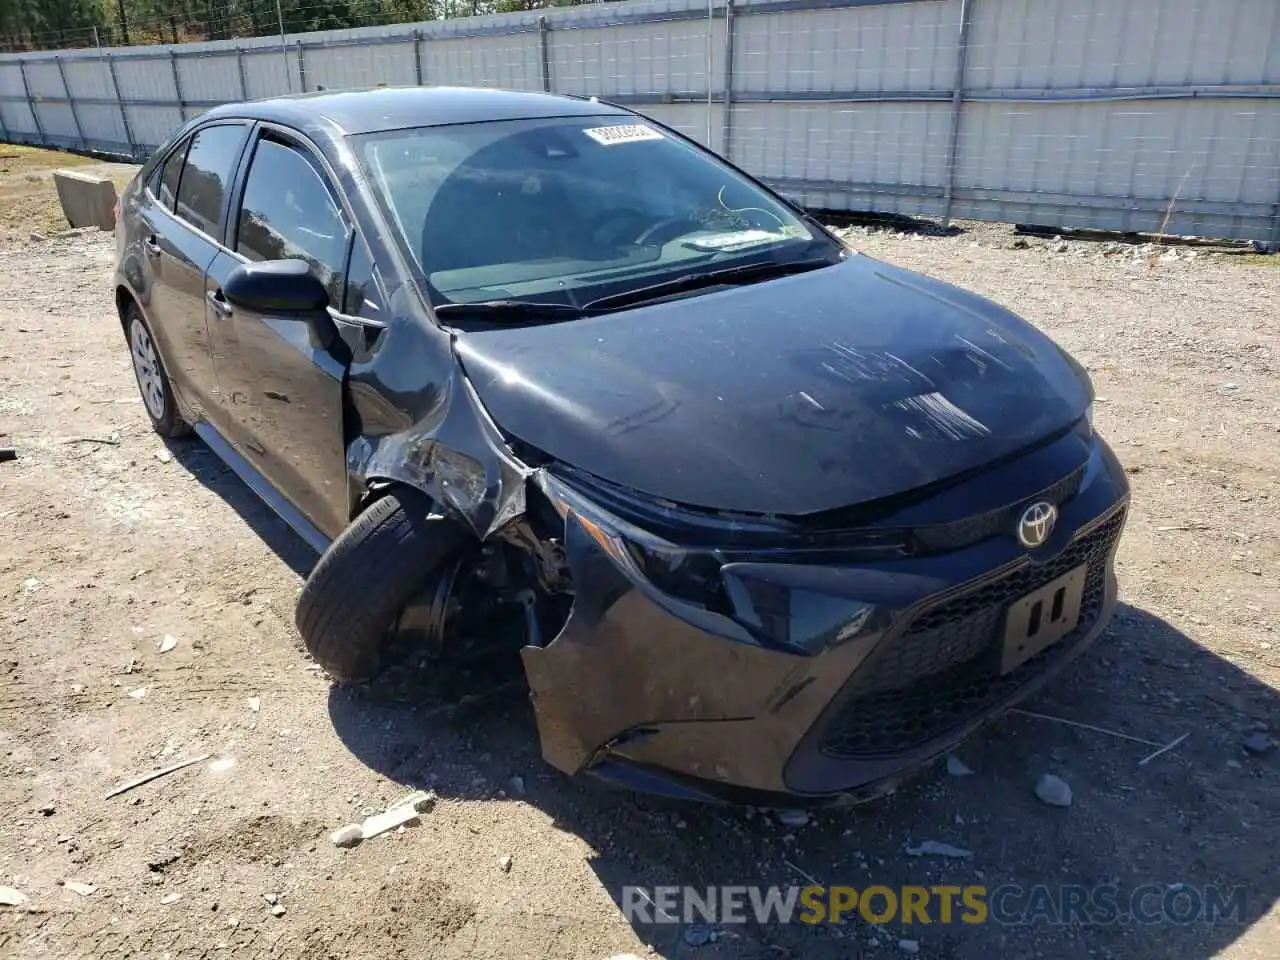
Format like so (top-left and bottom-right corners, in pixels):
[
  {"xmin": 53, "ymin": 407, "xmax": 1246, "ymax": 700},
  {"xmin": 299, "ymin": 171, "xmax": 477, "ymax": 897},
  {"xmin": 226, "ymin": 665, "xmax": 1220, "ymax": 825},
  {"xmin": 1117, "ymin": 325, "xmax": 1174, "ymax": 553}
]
[
  {"xmin": 582, "ymin": 256, "xmax": 836, "ymax": 313},
  {"xmin": 432, "ymin": 300, "xmax": 585, "ymax": 321}
]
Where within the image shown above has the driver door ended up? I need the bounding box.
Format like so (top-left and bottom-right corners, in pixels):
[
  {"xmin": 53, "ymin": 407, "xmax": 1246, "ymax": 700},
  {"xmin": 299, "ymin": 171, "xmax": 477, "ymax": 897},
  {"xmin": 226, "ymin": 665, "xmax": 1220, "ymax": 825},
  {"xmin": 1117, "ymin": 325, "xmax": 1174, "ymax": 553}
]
[{"xmin": 205, "ymin": 128, "xmax": 353, "ymax": 540}]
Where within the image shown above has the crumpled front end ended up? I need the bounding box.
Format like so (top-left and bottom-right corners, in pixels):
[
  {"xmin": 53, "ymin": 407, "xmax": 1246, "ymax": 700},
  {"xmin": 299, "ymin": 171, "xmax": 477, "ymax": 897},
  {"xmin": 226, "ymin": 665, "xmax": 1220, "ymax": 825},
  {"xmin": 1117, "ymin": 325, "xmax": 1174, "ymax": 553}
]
[{"xmin": 520, "ymin": 425, "xmax": 1129, "ymax": 805}]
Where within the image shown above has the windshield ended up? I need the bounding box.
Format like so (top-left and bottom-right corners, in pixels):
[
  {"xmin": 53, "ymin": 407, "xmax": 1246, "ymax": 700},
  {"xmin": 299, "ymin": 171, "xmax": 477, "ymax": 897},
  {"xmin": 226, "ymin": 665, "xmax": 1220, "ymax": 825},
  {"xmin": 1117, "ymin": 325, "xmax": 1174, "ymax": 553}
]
[{"xmin": 355, "ymin": 115, "xmax": 840, "ymax": 311}]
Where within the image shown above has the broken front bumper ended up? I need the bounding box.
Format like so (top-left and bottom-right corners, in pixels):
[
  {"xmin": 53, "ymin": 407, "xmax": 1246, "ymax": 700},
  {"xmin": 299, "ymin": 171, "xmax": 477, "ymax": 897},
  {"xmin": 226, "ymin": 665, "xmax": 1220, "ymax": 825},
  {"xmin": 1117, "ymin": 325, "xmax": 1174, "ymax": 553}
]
[{"xmin": 521, "ymin": 433, "xmax": 1129, "ymax": 806}]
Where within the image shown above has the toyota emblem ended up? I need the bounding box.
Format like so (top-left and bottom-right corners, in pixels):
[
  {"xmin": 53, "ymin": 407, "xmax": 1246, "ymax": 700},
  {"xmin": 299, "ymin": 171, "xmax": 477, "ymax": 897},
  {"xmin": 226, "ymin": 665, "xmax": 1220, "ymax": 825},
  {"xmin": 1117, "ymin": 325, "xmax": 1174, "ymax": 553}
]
[{"xmin": 1017, "ymin": 501, "xmax": 1058, "ymax": 549}]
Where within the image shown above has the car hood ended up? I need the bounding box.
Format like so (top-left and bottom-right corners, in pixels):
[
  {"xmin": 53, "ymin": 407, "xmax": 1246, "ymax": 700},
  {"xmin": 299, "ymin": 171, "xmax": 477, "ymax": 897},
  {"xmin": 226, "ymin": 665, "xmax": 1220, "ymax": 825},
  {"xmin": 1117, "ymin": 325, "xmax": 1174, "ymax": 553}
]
[{"xmin": 453, "ymin": 254, "xmax": 1091, "ymax": 516}]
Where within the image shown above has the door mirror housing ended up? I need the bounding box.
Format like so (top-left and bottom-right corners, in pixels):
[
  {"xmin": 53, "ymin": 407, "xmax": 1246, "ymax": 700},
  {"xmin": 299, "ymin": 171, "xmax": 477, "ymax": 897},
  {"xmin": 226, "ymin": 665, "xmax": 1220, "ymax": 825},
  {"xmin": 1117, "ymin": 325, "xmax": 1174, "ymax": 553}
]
[{"xmin": 223, "ymin": 259, "xmax": 330, "ymax": 313}]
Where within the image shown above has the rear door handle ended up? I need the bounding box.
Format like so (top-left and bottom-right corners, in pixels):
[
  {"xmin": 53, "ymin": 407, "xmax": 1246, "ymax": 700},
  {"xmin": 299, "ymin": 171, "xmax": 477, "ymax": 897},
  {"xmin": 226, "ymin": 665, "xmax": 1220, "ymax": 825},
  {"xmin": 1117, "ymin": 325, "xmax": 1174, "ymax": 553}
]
[
  {"xmin": 143, "ymin": 236, "xmax": 161, "ymax": 258},
  {"xmin": 206, "ymin": 289, "xmax": 233, "ymax": 318}
]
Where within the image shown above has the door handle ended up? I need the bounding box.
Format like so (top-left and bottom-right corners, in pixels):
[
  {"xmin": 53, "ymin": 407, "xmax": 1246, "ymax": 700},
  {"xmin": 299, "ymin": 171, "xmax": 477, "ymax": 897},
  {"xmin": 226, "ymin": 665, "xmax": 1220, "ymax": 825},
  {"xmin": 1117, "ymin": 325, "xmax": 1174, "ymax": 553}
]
[
  {"xmin": 206, "ymin": 289, "xmax": 234, "ymax": 318},
  {"xmin": 143, "ymin": 236, "xmax": 161, "ymax": 258}
]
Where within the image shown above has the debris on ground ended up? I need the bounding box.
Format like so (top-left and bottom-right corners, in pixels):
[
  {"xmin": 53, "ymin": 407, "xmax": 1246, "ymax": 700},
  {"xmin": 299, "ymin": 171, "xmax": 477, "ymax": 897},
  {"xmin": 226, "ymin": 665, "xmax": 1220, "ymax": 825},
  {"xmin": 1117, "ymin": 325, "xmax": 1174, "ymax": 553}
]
[
  {"xmin": 0, "ymin": 886, "xmax": 28, "ymax": 907},
  {"xmin": 1243, "ymin": 732, "xmax": 1274, "ymax": 756},
  {"xmin": 0, "ymin": 447, "xmax": 16, "ymax": 463},
  {"xmin": 104, "ymin": 753, "xmax": 213, "ymax": 799},
  {"xmin": 38, "ymin": 803, "xmax": 56, "ymax": 816},
  {"xmin": 271, "ymin": 903, "xmax": 286, "ymax": 917},
  {"xmin": 683, "ymin": 923, "xmax": 714, "ymax": 947},
  {"xmin": 63, "ymin": 881, "xmax": 97, "ymax": 897},
  {"xmin": 330, "ymin": 825, "xmax": 362, "ymax": 848},
  {"xmin": 905, "ymin": 840, "xmax": 974, "ymax": 859},
  {"xmin": 127, "ymin": 687, "xmax": 148, "ymax": 699},
  {"xmin": 1035, "ymin": 774, "xmax": 1074, "ymax": 808},
  {"xmin": 160, "ymin": 892, "xmax": 182, "ymax": 905},
  {"xmin": 155, "ymin": 448, "xmax": 172, "ymax": 463},
  {"xmin": 157, "ymin": 634, "xmax": 178, "ymax": 653},
  {"xmin": 946, "ymin": 754, "xmax": 975, "ymax": 777},
  {"xmin": 359, "ymin": 803, "xmax": 422, "ymax": 840},
  {"xmin": 898, "ymin": 939, "xmax": 921, "ymax": 954},
  {"xmin": 498, "ymin": 854, "xmax": 513, "ymax": 873},
  {"xmin": 775, "ymin": 809, "xmax": 811, "ymax": 828},
  {"xmin": 208, "ymin": 757, "xmax": 235, "ymax": 774},
  {"xmin": 247, "ymin": 696, "xmax": 260, "ymax": 713},
  {"xmin": 63, "ymin": 434, "xmax": 120, "ymax": 446},
  {"xmin": 147, "ymin": 851, "xmax": 180, "ymax": 872}
]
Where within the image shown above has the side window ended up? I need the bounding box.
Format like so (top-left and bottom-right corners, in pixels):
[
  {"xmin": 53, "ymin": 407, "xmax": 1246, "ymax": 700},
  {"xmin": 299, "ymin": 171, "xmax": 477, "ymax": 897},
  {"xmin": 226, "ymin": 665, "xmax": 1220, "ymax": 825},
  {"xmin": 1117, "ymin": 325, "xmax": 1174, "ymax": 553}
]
[
  {"xmin": 342, "ymin": 236, "xmax": 383, "ymax": 320},
  {"xmin": 153, "ymin": 138, "xmax": 189, "ymax": 211},
  {"xmin": 174, "ymin": 124, "xmax": 246, "ymax": 238},
  {"xmin": 235, "ymin": 137, "xmax": 348, "ymax": 304}
]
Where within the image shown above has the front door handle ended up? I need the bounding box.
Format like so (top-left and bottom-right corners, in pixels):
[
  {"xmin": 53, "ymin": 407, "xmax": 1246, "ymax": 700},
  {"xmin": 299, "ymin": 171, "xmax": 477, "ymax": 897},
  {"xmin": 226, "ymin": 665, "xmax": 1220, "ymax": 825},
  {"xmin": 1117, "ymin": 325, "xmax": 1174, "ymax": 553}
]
[
  {"xmin": 206, "ymin": 289, "xmax": 233, "ymax": 318},
  {"xmin": 143, "ymin": 236, "xmax": 161, "ymax": 258}
]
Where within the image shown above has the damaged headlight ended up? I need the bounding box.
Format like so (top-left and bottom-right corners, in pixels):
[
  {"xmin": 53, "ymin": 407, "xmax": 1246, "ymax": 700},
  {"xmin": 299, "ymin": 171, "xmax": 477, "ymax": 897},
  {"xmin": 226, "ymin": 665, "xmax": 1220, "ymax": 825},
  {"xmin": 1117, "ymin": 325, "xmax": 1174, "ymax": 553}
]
[{"xmin": 537, "ymin": 470, "xmax": 899, "ymax": 654}]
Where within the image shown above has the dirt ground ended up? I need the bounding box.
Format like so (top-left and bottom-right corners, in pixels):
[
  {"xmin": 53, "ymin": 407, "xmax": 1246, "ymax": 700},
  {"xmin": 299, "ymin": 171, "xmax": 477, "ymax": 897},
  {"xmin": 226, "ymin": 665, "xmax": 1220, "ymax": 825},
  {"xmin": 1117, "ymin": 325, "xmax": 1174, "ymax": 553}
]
[{"xmin": 0, "ymin": 153, "xmax": 1278, "ymax": 959}]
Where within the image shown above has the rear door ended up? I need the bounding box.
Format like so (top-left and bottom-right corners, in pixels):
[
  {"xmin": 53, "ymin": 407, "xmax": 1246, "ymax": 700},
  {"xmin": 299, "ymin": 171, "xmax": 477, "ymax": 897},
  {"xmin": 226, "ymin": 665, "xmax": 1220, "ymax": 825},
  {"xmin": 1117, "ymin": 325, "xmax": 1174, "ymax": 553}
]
[
  {"xmin": 139, "ymin": 122, "xmax": 249, "ymax": 423},
  {"xmin": 205, "ymin": 128, "xmax": 354, "ymax": 538}
]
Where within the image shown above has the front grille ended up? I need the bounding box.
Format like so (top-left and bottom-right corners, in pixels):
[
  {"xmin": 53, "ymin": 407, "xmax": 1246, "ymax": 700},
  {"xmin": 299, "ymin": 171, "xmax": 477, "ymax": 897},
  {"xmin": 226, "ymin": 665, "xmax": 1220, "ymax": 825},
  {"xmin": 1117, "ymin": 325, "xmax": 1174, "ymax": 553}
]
[
  {"xmin": 911, "ymin": 465, "xmax": 1085, "ymax": 553},
  {"xmin": 819, "ymin": 508, "xmax": 1126, "ymax": 759}
]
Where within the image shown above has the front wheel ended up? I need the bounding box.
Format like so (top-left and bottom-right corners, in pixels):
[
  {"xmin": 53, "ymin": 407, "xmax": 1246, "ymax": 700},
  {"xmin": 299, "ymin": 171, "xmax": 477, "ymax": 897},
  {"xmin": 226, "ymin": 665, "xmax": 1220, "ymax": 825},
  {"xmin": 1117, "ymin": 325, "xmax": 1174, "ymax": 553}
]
[
  {"xmin": 295, "ymin": 487, "xmax": 471, "ymax": 683},
  {"xmin": 126, "ymin": 305, "xmax": 190, "ymax": 438}
]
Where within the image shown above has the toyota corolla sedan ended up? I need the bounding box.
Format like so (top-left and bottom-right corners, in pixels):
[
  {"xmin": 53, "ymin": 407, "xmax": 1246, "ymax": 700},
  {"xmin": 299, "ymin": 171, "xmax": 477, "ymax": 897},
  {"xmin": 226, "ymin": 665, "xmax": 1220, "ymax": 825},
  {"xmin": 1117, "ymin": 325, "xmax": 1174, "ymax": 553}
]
[{"xmin": 114, "ymin": 86, "xmax": 1128, "ymax": 805}]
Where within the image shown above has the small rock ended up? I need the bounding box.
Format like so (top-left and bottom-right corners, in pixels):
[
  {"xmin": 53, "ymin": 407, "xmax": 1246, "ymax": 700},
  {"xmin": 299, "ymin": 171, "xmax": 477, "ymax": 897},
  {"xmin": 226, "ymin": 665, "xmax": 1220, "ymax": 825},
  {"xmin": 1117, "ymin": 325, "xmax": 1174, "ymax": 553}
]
[
  {"xmin": 247, "ymin": 697, "xmax": 260, "ymax": 713},
  {"xmin": 906, "ymin": 840, "xmax": 973, "ymax": 859},
  {"xmin": 22, "ymin": 578, "xmax": 42, "ymax": 593},
  {"xmin": 1223, "ymin": 382, "xmax": 1240, "ymax": 393},
  {"xmin": 0, "ymin": 886, "xmax": 27, "ymax": 907},
  {"xmin": 271, "ymin": 903, "xmax": 286, "ymax": 917},
  {"xmin": 29, "ymin": 232, "xmax": 47, "ymax": 242},
  {"xmin": 1035, "ymin": 773, "xmax": 1073, "ymax": 807},
  {"xmin": 127, "ymin": 687, "xmax": 148, "ymax": 699},
  {"xmin": 38, "ymin": 803, "xmax": 55, "ymax": 816},
  {"xmin": 898, "ymin": 939, "xmax": 921, "ymax": 954},
  {"xmin": 775, "ymin": 809, "xmax": 811, "ymax": 828},
  {"xmin": 683, "ymin": 923, "xmax": 714, "ymax": 947},
  {"xmin": 1054, "ymin": 242, "xmax": 1070, "ymax": 253},
  {"xmin": 160, "ymin": 892, "xmax": 182, "ymax": 905},
  {"xmin": 155, "ymin": 449, "xmax": 172, "ymax": 463},
  {"xmin": 263, "ymin": 892, "xmax": 278, "ymax": 905},
  {"xmin": 63, "ymin": 881, "xmax": 97, "ymax": 897},
  {"xmin": 508, "ymin": 775, "xmax": 525, "ymax": 795},
  {"xmin": 330, "ymin": 825, "xmax": 363, "ymax": 848},
  {"xmin": 208, "ymin": 757, "xmax": 236, "ymax": 774},
  {"xmin": 1242, "ymin": 732, "xmax": 1274, "ymax": 756},
  {"xmin": 498, "ymin": 854, "xmax": 513, "ymax": 873},
  {"xmin": 945, "ymin": 754, "xmax": 974, "ymax": 777},
  {"xmin": 1011, "ymin": 237, "xmax": 1030, "ymax": 249},
  {"xmin": 147, "ymin": 851, "xmax": 180, "ymax": 872},
  {"xmin": 158, "ymin": 635, "xmax": 177, "ymax": 653}
]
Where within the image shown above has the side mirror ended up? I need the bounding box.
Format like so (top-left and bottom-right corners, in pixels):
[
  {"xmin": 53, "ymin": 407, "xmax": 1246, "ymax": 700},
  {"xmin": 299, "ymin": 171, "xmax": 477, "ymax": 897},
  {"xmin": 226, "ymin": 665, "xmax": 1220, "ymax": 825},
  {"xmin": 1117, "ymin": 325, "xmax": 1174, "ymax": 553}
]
[
  {"xmin": 223, "ymin": 258, "xmax": 329, "ymax": 313},
  {"xmin": 223, "ymin": 259, "xmax": 337, "ymax": 350}
]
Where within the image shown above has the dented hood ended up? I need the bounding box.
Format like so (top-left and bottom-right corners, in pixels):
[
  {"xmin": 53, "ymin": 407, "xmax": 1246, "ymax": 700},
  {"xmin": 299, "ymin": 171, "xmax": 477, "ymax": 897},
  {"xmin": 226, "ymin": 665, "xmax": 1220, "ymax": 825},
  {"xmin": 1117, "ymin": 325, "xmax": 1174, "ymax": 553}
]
[{"xmin": 454, "ymin": 254, "xmax": 1091, "ymax": 516}]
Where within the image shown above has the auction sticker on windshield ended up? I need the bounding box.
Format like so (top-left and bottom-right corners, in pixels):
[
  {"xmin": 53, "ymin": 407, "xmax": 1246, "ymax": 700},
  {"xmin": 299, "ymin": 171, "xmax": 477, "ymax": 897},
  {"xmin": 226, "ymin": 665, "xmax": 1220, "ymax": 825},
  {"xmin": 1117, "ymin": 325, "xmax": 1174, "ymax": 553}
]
[{"xmin": 583, "ymin": 124, "xmax": 665, "ymax": 146}]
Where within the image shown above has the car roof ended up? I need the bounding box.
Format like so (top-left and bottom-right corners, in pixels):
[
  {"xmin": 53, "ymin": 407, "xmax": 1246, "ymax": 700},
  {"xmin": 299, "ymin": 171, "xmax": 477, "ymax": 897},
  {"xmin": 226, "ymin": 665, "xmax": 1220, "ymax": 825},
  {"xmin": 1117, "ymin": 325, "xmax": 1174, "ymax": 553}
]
[{"xmin": 201, "ymin": 86, "xmax": 633, "ymax": 136}]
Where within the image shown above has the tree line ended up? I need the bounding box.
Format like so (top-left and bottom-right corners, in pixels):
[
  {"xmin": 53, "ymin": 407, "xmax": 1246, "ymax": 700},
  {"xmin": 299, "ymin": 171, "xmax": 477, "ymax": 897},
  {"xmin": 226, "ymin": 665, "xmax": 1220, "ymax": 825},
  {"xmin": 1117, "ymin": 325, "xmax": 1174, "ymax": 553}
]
[{"xmin": 0, "ymin": 0, "xmax": 597, "ymax": 51}]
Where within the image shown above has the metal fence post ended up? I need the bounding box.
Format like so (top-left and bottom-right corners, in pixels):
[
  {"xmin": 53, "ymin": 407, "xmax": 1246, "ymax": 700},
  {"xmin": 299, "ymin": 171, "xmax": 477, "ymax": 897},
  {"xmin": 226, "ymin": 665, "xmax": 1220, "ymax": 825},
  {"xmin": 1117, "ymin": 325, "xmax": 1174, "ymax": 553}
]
[
  {"xmin": 940, "ymin": 0, "xmax": 974, "ymax": 229},
  {"xmin": 296, "ymin": 41, "xmax": 307, "ymax": 93},
  {"xmin": 169, "ymin": 50, "xmax": 185, "ymax": 120},
  {"xmin": 236, "ymin": 46, "xmax": 250, "ymax": 100},
  {"xmin": 17, "ymin": 59, "xmax": 46, "ymax": 145},
  {"xmin": 538, "ymin": 17, "xmax": 551, "ymax": 93},
  {"xmin": 55, "ymin": 55, "xmax": 87, "ymax": 152},
  {"xmin": 105, "ymin": 56, "xmax": 137, "ymax": 160},
  {"xmin": 721, "ymin": 0, "xmax": 735, "ymax": 161},
  {"xmin": 412, "ymin": 29, "xmax": 424, "ymax": 86}
]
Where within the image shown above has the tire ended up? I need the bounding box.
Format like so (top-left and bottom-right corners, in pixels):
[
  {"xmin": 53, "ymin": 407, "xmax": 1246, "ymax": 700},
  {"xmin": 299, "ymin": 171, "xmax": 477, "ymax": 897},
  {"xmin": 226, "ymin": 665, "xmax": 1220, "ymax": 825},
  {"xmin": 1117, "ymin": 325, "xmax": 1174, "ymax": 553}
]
[
  {"xmin": 296, "ymin": 487, "xmax": 470, "ymax": 683},
  {"xmin": 125, "ymin": 303, "xmax": 191, "ymax": 439}
]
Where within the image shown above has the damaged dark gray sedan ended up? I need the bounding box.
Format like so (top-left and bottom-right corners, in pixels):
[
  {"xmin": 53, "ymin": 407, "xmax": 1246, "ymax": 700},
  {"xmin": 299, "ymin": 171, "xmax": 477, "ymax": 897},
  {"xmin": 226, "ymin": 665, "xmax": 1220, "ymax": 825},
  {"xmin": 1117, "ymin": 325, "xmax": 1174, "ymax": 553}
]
[{"xmin": 114, "ymin": 87, "xmax": 1129, "ymax": 805}]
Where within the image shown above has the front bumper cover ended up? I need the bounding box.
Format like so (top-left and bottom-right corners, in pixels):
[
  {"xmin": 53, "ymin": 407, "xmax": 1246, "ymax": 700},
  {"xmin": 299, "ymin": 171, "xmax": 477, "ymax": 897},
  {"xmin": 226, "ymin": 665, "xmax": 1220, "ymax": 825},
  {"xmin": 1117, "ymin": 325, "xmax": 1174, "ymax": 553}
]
[{"xmin": 521, "ymin": 433, "xmax": 1129, "ymax": 805}]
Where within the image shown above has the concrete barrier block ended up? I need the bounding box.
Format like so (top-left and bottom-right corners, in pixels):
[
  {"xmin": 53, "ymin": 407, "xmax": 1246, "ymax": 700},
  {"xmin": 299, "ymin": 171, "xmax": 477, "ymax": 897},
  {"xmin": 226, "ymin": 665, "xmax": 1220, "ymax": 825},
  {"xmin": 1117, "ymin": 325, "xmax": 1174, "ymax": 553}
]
[{"xmin": 52, "ymin": 169, "xmax": 117, "ymax": 231}]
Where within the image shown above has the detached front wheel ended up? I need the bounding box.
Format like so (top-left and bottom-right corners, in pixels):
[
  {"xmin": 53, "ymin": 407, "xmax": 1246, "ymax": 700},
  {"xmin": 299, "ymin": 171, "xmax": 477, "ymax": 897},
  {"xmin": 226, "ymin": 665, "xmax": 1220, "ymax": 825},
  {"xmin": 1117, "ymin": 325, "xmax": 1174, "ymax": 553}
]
[{"xmin": 296, "ymin": 487, "xmax": 470, "ymax": 683}]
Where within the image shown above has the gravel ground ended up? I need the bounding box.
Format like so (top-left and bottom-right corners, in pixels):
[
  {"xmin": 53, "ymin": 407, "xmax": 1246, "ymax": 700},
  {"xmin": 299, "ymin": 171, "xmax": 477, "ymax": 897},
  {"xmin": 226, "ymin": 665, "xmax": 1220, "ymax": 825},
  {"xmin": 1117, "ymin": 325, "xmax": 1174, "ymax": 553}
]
[{"xmin": 0, "ymin": 210, "xmax": 1277, "ymax": 960}]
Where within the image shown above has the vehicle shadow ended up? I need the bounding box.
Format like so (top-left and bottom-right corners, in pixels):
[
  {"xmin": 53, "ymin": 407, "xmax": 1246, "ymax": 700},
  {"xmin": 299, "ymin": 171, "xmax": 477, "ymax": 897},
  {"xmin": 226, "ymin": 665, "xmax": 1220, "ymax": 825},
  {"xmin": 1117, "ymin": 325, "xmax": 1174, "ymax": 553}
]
[
  {"xmin": 326, "ymin": 603, "xmax": 1278, "ymax": 959},
  {"xmin": 163, "ymin": 435, "xmax": 316, "ymax": 578}
]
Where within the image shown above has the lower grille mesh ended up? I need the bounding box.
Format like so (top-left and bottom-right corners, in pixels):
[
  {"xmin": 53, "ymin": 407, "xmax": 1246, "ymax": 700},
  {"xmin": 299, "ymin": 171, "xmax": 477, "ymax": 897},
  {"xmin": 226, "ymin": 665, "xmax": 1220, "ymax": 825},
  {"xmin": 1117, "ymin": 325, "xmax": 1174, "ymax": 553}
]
[{"xmin": 818, "ymin": 509, "xmax": 1126, "ymax": 759}]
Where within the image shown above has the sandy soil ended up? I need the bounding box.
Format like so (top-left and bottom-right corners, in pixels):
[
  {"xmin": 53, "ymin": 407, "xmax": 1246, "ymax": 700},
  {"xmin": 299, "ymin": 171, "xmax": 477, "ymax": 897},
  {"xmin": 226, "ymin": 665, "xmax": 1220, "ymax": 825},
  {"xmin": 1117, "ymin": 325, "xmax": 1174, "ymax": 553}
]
[{"xmin": 0, "ymin": 172, "xmax": 1277, "ymax": 959}]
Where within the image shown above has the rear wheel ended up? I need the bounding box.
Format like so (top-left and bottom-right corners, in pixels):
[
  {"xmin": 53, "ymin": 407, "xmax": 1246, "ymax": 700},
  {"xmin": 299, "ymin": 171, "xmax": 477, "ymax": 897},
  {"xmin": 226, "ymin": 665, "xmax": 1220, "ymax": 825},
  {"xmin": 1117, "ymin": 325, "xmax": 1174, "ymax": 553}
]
[
  {"xmin": 296, "ymin": 487, "xmax": 471, "ymax": 683},
  {"xmin": 126, "ymin": 304, "xmax": 190, "ymax": 438}
]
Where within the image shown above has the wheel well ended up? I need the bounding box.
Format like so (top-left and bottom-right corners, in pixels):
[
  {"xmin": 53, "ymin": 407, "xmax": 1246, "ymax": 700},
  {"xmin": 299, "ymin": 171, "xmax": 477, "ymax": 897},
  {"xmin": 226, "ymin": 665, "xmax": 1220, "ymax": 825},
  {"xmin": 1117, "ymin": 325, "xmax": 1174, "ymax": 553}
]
[{"xmin": 115, "ymin": 285, "xmax": 137, "ymax": 332}]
